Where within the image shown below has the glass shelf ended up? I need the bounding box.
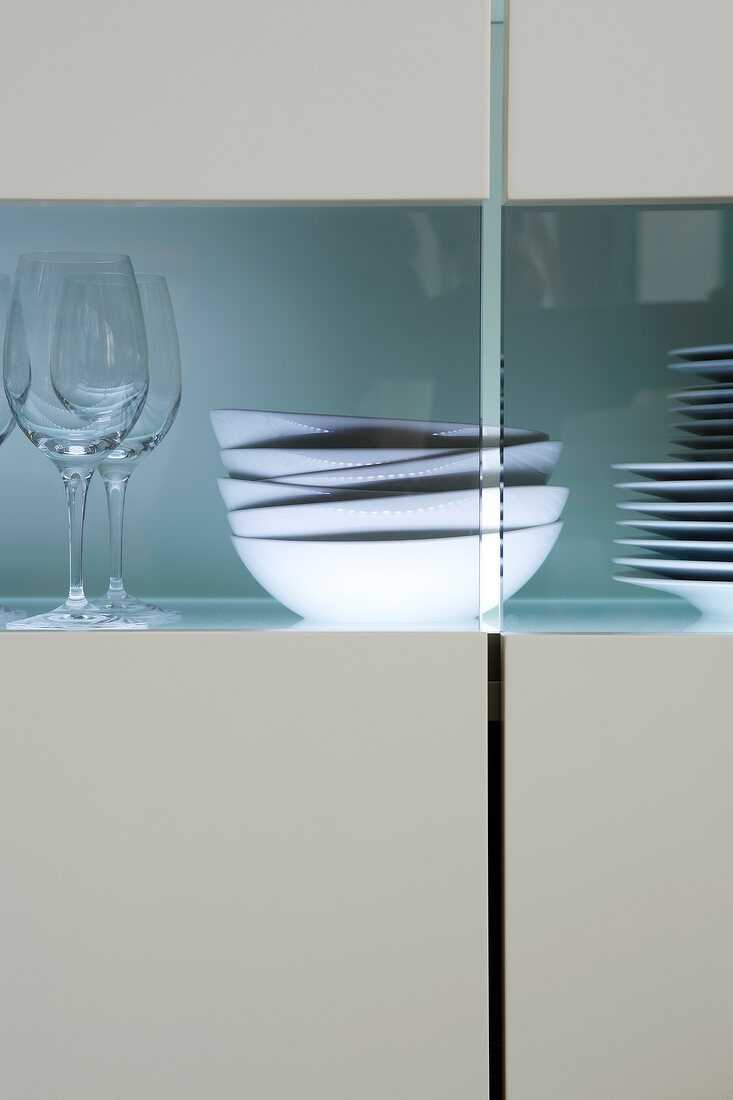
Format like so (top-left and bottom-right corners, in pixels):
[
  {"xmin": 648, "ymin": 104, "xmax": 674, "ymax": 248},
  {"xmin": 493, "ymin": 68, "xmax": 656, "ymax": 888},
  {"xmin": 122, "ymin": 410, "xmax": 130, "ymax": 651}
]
[
  {"xmin": 0, "ymin": 598, "xmax": 486, "ymax": 633},
  {"xmin": 502, "ymin": 598, "xmax": 707, "ymax": 635}
]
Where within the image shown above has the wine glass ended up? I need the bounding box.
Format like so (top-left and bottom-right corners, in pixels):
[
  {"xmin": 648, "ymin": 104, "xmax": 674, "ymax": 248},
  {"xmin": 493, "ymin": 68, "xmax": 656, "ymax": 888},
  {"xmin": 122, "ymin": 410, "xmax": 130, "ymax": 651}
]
[
  {"xmin": 96, "ymin": 273, "xmax": 182, "ymax": 623},
  {"xmin": 0, "ymin": 276, "xmax": 25, "ymax": 623},
  {"xmin": 3, "ymin": 253, "xmax": 149, "ymax": 630}
]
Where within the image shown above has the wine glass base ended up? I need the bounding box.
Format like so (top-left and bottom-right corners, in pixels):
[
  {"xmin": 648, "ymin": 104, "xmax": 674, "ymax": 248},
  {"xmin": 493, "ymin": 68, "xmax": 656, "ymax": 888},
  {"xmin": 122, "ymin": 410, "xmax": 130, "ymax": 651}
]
[
  {"xmin": 95, "ymin": 594, "xmax": 181, "ymax": 625},
  {"xmin": 6, "ymin": 603, "xmax": 148, "ymax": 630},
  {"xmin": 0, "ymin": 606, "xmax": 27, "ymax": 624}
]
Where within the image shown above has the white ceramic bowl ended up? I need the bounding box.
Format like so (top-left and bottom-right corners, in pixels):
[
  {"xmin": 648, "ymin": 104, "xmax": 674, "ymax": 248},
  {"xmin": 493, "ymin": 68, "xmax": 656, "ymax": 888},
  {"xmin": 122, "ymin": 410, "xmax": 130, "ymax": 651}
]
[
  {"xmin": 210, "ymin": 408, "xmax": 548, "ymax": 450},
  {"xmin": 220, "ymin": 439, "xmax": 561, "ymax": 488},
  {"xmin": 219, "ymin": 445, "xmax": 451, "ymax": 480},
  {"xmin": 218, "ymin": 476, "xmax": 567, "ymax": 524},
  {"xmin": 230, "ymin": 522, "xmax": 562, "ymax": 623},
  {"xmin": 225, "ymin": 484, "xmax": 569, "ymax": 538}
]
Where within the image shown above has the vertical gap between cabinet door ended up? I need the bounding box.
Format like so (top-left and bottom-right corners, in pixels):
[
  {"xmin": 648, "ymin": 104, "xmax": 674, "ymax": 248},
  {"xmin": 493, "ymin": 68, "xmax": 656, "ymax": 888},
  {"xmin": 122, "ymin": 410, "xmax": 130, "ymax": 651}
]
[{"xmin": 488, "ymin": 635, "xmax": 504, "ymax": 1099}]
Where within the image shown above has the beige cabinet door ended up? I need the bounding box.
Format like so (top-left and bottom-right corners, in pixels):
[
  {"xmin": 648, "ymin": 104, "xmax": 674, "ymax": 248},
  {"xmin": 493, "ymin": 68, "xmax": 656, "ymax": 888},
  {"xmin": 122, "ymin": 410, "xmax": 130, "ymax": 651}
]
[
  {"xmin": 504, "ymin": 634, "xmax": 733, "ymax": 1100},
  {"xmin": 506, "ymin": 0, "xmax": 733, "ymax": 201},
  {"xmin": 0, "ymin": 0, "xmax": 490, "ymax": 201},
  {"xmin": 0, "ymin": 631, "xmax": 489, "ymax": 1100}
]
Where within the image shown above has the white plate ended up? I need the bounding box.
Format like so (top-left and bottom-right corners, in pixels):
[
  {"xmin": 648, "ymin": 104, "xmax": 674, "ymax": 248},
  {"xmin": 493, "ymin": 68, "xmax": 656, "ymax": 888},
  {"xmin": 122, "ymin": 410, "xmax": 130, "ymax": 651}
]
[
  {"xmin": 614, "ymin": 574, "xmax": 733, "ymax": 619},
  {"xmin": 618, "ymin": 500, "xmax": 733, "ymax": 520},
  {"xmin": 217, "ymin": 476, "xmax": 415, "ymax": 510},
  {"xmin": 668, "ymin": 362, "xmax": 733, "ymax": 383},
  {"xmin": 617, "ymin": 519, "xmax": 733, "ymax": 540},
  {"xmin": 613, "ymin": 556, "xmax": 733, "ymax": 580},
  {"xmin": 615, "ymin": 479, "xmax": 733, "ymax": 500},
  {"xmin": 671, "ymin": 436, "xmax": 733, "ymax": 450},
  {"xmin": 669, "ymin": 344, "xmax": 733, "ymax": 361},
  {"xmin": 210, "ymin": 408, "xmax": 548, "ymax": 450},
  {"xmin": 613, "ymin": 461, "xmax": 733, "ymax": 480},
  {"xmin": 674, "ymin": 420, "xmax": 733, "ymax": 437},
  {"xmin": 231, "ymin": 522, "xmax": 562, "ymax": 623},
  {"xmin": 262, "ymin": 440, "xmax": 562, "ymax": 488},
  {"xmin": 220, "ymin": 478, "xmax": 568, "ymax": 529},
  {"xmin": 615, "ymin": 537, "xmax": 733, "ymax": 561},
  {"xmin": 670, "ymin": 386, "xmax": 733, "ymax": 404},
  {"xmin": 673, "ymin": 403, "xmax": 733, "ymax": 419}
]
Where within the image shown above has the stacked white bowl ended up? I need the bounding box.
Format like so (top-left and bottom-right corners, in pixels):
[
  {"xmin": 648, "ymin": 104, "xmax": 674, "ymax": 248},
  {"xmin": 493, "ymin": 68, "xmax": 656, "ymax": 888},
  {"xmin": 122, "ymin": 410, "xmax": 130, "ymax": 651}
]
[
  {"xmin": 212, "ymin": 409, "xmax": 567, "ymax": 623},
  {"xmin": 614, "ymin": 343, "xmax": 733, "ymax": 620}
]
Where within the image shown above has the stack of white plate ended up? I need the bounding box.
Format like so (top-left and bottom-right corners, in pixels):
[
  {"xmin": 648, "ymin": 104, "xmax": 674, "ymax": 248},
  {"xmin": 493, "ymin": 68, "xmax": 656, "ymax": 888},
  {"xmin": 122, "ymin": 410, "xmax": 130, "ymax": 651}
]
[
  {"xmin": 614, "ymin": 343, "xmax": 733, "ymax": 618},
  {"xmin": 212, "ymin": 409, "xmax": 567, "ymax": 623}
]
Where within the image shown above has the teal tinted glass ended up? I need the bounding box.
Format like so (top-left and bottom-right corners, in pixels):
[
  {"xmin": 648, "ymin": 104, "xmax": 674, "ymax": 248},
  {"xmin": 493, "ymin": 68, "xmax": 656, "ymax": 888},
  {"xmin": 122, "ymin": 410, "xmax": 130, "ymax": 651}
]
[{"xmin": 502, "ymin": 204, "xmax": 733, "ymax": 633}]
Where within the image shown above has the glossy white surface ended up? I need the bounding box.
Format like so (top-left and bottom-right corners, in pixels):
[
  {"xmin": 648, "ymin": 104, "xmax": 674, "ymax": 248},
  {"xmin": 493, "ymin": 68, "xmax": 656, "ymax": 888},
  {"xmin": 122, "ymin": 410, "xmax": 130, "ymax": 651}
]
[
  {"xmin": 613, "ymin": 574, "xmax": 733, "ymax": 619},
  {"xmin": 0, "ymin": 0, "xmax": 490, "ymax": 201},
  {"xmin": 613, "ymin": 461, "xmax": 733, "ymax": 480},
  {"xmin": 220, "ymin": 440, "xmax": 562, "ymax": 486},
  {"xmin": 211, "ymin": 409, "xmax": 546, "ymax": 450},
  {"xmin": 505, "ymin": 634, "xmax": 733, "ymax": 1100},
  {"xmin": 216, "ymin": 475, "xmax": 453, "ymax": 511},
  {"xmin": 617, "ymin": 518, "xmax": 733, "ymax": 540},
  {"xmin": 0, "ymin": 631, "xmax": 489, "ymax": 1100},
  {"xmin": 224, "ymin": 483, "xmax": 569, "ymax": 538},
  {"xmin": 251, "ymin": 440, "xmax": 562, "ymax": 489},
  {"xmin": 220, "ymin": 446, "xmax": 449, "ymax": 480},
  {"xmin": 504, "ymin": 484, "xmax": 569, "ymax": 528},
  {"xmin": 670, "ymin": 344, "xmax": 733, "ymax": 361},
  {"xmin": 507, "ymin": 0, "xmax": 733, "ymax": 201},
  {"xmin": 219, "ymin": 477, "xmax": 567, "ymax": 526},
  {"xmin": 231, "ymin": 522, "xmax": 562, "ymax": 623},
  {"xmin": 618, "ymin": 500, "xmax": 733, "ymax": 520},
  {"xmin": 212, "ymin": 408, "xmax": 475, "ymax": 448},
  {"xmin": 228, "ymin": 490, "xmax": 485, "ymax": 537},
  {"xmin": 615, "ymin": 480, "xmax": 733, "ymax": 501},
  {"xmin": 614, "ymin": 556, "xmax": 733, "ymax": 580},
  {"xmin": 615, "ymin": 538, "xmax": 733, "ymax": 562}
]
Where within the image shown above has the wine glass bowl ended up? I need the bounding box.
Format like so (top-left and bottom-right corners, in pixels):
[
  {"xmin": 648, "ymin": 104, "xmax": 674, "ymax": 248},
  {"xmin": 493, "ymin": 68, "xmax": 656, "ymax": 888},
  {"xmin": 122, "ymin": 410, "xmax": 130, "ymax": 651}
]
[
  {"xmin": 3, "ymin": 252, "xmax": 149, "ymax": 629},
  {"xmin": 6, "ymin": 260, "xmax": 148, "ymax": 465}
]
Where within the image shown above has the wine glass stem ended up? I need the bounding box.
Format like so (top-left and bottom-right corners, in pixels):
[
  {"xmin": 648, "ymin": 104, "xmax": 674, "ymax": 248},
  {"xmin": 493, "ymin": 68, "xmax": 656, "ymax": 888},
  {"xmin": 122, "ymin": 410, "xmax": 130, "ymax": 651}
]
[
  {"xmin": 103, "ymin": 470, "xmax": 131, "ymax": 597},
  {"xmin": 62, "ymin": 469, "xmax": 93, "ymax": 606}
]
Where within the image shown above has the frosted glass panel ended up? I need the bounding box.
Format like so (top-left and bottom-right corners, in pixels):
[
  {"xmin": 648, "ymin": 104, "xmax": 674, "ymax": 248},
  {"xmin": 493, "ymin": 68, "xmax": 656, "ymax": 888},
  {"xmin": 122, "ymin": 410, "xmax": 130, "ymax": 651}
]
[
  {"xmin": 0, "ymin": 205, "xmax": 486, "ymax": 631},
  {"xmin": 502, "ymin": 203, "xmax": 733, "ymax": 633}
]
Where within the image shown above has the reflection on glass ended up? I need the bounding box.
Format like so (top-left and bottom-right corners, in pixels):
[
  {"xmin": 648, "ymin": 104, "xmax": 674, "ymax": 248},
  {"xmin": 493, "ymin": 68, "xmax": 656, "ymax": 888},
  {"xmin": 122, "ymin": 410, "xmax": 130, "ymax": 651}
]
[{"xmin": 503, "ymin": 203, "xmax": 733, "ymax": 633}]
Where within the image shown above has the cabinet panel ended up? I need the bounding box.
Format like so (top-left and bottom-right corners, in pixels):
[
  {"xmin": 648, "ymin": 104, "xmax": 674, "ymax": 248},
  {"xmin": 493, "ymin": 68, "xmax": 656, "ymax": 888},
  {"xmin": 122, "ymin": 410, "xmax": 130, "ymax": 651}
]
[
  {"xmin": 504, "ymin": 634, "xmax": 733, "ymax": 1100},
  {"xmin": 0, "ymin": 631, "xmax": 488, "ymax": 1099},
  {"xmin": 0, "ymin": 1, "xmax": 489, "ymax": 201},
  {"xmin": 506, "ymin": 0, "xmax": 733, "ymax": 201}
]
